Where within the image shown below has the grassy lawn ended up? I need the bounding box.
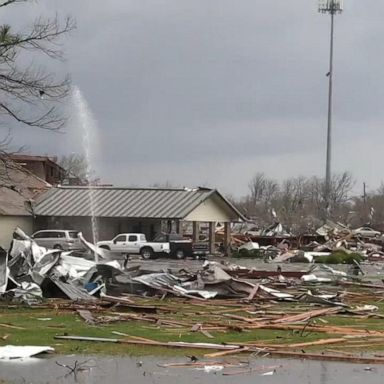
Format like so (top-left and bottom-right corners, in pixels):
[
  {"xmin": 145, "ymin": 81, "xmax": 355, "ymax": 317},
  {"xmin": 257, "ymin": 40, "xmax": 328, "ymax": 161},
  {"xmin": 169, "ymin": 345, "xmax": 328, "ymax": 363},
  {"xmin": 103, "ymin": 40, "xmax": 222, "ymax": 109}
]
[{"xmin": 1, "ymin": 295, "xmax": 384, "ymax": 357}]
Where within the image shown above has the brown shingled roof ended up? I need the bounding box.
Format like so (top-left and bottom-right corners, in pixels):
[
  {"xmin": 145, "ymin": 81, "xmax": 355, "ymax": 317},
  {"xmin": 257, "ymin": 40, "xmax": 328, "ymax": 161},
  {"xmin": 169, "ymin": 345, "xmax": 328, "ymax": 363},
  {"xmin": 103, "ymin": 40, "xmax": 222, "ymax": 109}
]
[{"xmin": 0, "ymin": 159, "xmax": 51, "ymax": 216}]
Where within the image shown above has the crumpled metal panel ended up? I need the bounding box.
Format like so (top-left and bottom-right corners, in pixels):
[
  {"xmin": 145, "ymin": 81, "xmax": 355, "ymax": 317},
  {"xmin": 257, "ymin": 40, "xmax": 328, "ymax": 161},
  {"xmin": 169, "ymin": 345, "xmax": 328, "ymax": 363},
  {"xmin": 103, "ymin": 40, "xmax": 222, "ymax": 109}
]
[
  {"xmin": 0, "ymin": 247, "xmax": 8, "ymax": 293},
  {"xmin": 42, "ymin": 278, "xmax": 96, "ymax": 301}
]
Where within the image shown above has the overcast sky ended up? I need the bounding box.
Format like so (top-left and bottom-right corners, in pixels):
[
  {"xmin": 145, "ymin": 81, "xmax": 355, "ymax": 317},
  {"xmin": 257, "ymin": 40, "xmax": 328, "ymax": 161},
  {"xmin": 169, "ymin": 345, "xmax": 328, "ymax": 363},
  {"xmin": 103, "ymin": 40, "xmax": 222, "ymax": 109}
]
[{"xmin": 3, "ymin": 0, "xmax": 384, "ymax": 197}]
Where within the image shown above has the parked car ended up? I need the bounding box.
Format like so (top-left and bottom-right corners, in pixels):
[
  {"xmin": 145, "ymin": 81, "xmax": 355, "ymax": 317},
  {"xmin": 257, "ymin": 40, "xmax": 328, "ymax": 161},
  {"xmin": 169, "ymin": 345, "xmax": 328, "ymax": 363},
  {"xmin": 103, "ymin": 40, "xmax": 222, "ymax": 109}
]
[
  {"xmin": 31, "ymin": 230, "xmax": 84, "ymax": 251},
  {"xmin": 96, "ymin": 233, "xmax": 170, "ymax": 259},
  {"xmin": 352, "ymin": 227, "xmax": 381, "ymax": 238}
]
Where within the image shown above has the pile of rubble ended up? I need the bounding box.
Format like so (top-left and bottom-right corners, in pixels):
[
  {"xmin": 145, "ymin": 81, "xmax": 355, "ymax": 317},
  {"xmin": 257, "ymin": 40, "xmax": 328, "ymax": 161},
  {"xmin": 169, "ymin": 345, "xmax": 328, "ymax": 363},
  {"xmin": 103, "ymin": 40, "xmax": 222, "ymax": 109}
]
[
  {"xmin": 0, "ymin": 228, "xmax": 115, "ymax": 303},
  {"xmin": 0, "ymin": 227, "xmax": 379, "ymax": 305},
  {"xmin": 217, "ymin": 220, "xmax": 384, "ymax": 263}
]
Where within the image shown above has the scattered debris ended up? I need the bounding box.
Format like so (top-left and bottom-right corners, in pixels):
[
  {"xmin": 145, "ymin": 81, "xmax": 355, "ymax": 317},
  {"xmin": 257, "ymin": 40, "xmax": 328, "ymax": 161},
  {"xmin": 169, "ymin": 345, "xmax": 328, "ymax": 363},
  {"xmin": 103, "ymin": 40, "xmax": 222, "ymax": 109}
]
[
  {"xmin": 0, "ymin": 345, "xmax": 54, "ymax": 360},
  {"xmin": 55, "ymin": 359, "xmax": 94, "ymax": 379},
  {"xmin": 54, "ymin": 335, "xmax": 243, "ymax": 351},
  {"xmin": 201, "ymin": 365, "xmax": 224, "ymax": 373},
  {"xmin": 77, "ymin": 309, "xmax": 96, "ymax": 325},
  {"xmin": 2, "ymin": 224, "xmax": 384, "ymax": 365}
]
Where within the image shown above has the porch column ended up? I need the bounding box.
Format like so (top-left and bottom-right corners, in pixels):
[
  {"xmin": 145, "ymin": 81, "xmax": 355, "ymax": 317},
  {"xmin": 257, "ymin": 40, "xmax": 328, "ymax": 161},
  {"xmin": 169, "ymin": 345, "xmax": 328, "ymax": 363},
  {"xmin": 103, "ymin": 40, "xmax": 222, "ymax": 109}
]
[
  {"xmin": 209, "ymin": 222, "xmax": 216, "ymax": 255},
  {"xmin": 192, "ymin": 221, "xmax": 199, "ymax": 242},
  {"xmin": 224, "ymin": 222, "xmax": 232, "ymax": 256},
  {"xmin": 175, "ymin": 220, "xmax": 181, "ymax": 234}
]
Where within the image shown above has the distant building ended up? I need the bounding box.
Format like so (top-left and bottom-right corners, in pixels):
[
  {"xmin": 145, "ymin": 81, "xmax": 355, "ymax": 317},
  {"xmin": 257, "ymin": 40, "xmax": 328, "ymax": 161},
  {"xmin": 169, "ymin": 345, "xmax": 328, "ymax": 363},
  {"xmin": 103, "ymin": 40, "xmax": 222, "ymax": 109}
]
[
  {"xmin": 9, "ymin": 154, "xmax": 66, "ymax": 185},
  {"xmin": 0, "ymin": 159, "xmax": 51, "ymax": 249},
  {"xmin": 61, "ymin": 176, "xmax": 87, "ymax": 186}
]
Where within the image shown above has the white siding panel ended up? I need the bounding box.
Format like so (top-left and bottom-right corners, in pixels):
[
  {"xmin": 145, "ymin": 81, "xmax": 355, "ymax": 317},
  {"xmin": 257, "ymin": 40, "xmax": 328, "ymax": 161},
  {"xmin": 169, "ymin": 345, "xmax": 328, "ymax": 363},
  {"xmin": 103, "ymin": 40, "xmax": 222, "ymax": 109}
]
[{"xmin": 184, "ymin": 195, "xmax": 233, "ymax": 222}]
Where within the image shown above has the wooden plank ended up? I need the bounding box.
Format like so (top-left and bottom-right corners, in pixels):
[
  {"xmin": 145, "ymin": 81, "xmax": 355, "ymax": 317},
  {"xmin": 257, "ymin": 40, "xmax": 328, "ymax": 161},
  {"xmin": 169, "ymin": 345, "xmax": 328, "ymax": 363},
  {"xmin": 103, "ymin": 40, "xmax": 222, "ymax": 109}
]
[
  {"xmin": 230, "ymin": 338, "xmax": 346, "ymax": 350},
  {"xmin": 222, "ymin": 314, "xmax": 257, "ymax": 323},
  {"xmin": 101, "ymin": 294, "xmax": 135, "ymax": 305},
  {"xmin": 271, "ymin": 307, "xmax": 340, "ymax": 324},
  {"xmin": 54, "ymin": 335, "xmax": 241, "ymax": 351},
  {"xmin": 339, "ymin": 281, "xmax": 384, "ymax": 289},
  {"xmin": 123, "ymin": 335, "xmax": 160, "ymax": 344},
  {"xmin": 0, "ymin": 323, "xmax": 26, "ymax": 330},
  {"xmin": 286, "ymin": 338, "xmax": 346, "ymax": 348},
  {"xmin": 204, "ymin": 347, "xmax": 251, "ymax": 358},
  {"xmin": 245, "ymin": 323, "xmax": 384, "ymax": 336},
  {"xmin": 200, "ymin": 329, "xmax": 214, "ymax": 339},
  {"xmin": 269, "ymin": 350, "xmax": 384, "ymax": 364},
  {"xmin": 246, "ymin": 284, "xmax": 260, "ymax": 301},
  {"xmin": 222, "ymin": 365, "xmax": 281, "ymax": 376},
  {"xmin": 77, "ymin": 310, "xmax": 96, "ymax": 325},
  {"xmin": 158, "ymin": 361, "xmax": 240, "ymax": 368}
]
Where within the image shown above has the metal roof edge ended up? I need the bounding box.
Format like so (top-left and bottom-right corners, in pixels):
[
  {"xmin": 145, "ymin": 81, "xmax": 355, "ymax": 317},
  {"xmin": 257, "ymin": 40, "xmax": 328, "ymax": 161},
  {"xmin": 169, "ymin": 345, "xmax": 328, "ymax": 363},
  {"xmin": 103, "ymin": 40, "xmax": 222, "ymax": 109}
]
[
  {"xmin": 54, "ymin": 186, "xmax": 213, "ymax": 192},
  {"xmin": 212, "ymin": 190, "xmax": 248, "ymax": 222}
]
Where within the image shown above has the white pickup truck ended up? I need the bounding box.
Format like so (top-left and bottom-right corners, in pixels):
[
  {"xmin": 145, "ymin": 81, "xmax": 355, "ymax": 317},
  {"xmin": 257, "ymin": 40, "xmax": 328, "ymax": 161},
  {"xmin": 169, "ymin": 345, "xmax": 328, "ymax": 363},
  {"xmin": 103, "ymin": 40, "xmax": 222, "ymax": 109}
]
[{"xmin": 96, "ymin": 233, "xmax": 170, "ymax": 259}]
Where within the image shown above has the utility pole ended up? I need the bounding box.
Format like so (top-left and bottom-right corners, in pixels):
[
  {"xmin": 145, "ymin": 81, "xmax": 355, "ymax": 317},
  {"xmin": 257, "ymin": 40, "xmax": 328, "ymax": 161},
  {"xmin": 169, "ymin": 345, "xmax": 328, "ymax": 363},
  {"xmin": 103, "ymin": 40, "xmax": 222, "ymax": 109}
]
[{"xmin": 318, "ymin": 0, "xmax": 343, "ymax": 218}]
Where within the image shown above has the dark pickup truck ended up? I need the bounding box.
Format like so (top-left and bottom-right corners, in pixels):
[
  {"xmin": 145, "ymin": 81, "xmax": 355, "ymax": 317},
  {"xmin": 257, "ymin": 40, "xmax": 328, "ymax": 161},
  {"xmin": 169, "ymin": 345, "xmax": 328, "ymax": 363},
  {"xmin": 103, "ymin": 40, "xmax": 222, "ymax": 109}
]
[{"xmin": 153, "ymin": 233, "xmax": 209, "ymax": 259}]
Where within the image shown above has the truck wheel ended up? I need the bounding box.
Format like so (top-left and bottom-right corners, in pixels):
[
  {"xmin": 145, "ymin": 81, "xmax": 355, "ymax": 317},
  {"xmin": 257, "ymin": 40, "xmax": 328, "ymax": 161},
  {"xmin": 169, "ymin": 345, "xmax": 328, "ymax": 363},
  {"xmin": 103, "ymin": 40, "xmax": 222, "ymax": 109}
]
[
  {"xmin": 99, "ymin": 245, "xmax": 110, "ymax": 251},
  {"xmin": 141, "ymin": 247, "xmax": 154, "ymax": 260},
  {"xmin": 175, "ymin": 249, "xmax": 185, "ymax": 260},
  {"xmin": 53, "ymin": 244, "xmax": 63, "ymax": 250}
]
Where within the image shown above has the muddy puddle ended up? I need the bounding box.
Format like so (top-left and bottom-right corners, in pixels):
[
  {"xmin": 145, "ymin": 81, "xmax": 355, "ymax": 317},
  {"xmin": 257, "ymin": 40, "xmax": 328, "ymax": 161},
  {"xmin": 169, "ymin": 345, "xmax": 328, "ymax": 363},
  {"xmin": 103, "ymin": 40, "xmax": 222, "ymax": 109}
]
[{"xmin": 0, "ymin": 355, "xmax": 383, "ymax": 384}]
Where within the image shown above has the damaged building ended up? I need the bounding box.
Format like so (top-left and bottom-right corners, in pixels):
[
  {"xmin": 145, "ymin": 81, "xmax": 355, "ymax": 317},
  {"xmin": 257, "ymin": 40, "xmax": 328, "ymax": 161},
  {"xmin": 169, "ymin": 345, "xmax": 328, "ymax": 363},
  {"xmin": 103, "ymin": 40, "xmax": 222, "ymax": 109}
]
[{"xmin": 0, "ymin": 160, "xmax": 50, "ymax": 250}]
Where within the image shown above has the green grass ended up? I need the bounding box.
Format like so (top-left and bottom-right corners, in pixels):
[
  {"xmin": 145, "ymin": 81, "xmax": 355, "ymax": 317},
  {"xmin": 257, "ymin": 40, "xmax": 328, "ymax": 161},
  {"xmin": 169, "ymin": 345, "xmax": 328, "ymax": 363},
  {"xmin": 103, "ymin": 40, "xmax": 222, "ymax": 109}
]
[
  {"xmin": 1, "ymin": 298, "xmax": 384, "ymax": 357},
  {"xmin": 0, "ymin": 307, "xmax": 286, "ymax": 356},
  {"xmin": 315, "ymin": 250, "xmax": 363, "ymax": 264}
]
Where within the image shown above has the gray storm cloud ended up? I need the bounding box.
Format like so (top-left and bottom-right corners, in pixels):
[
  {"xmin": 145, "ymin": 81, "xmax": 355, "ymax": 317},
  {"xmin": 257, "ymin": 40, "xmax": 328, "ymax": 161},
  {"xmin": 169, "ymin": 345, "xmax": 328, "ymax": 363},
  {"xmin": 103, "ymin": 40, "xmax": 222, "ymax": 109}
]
[{"xmin": 4, "ymin": 0, "xmax": 384, "ymax": 196}]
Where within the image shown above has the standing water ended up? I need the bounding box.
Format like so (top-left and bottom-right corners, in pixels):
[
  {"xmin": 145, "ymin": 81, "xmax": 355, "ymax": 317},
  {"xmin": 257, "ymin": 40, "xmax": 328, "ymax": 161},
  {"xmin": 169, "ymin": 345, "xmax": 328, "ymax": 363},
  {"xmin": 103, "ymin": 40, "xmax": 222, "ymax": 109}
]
[{"xmin": 71, "ymin": 86, "xmax": 99, "ymax": 252}]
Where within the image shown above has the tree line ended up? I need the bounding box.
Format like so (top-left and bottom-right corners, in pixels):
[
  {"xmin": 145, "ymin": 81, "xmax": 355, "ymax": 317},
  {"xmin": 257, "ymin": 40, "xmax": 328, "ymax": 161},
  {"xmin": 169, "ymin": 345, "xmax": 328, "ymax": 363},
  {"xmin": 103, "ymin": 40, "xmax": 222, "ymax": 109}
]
[{"xmin": 231, "ymin": 172, "xmax": 384, "ymax": 233}]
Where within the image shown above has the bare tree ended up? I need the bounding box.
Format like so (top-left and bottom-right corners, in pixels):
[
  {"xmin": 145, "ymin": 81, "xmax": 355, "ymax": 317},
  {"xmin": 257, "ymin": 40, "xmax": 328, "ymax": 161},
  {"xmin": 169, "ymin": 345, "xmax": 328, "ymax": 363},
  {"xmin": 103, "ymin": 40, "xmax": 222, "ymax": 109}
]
[
  {"xmin": 305, "ymin": 176, "xmax": 324, "ymax": 214},
  {"xmin": 150, "ymin": 181, "xmax": 177, "ymax": 188},
  {"xmin": 277, "ymin": 177, "xmax": 305, "ymax": 225},
  {"xmin": 329, "ymin": 171, "xmax": 354, "ymax": 207},
  {"xmin": 248, "ymin": 172, "xmax": 266, "ymax": 205},
  {"xmin": 0, "ymin": 1, "xmax": 75, "ymax": 187},
  {"xmin": 264, "ymin": 179, "xmax": 279, "ymax": 205},
  {"xmin": 238, "ymin": 171, "xmax": 357, "ymax": 231},
  {"xmin": 0, "ymin": 1, "xmax": 26, "ymax": 7},
  {"xmin": 349, "ymin": 183, "xmax": 384, "ymax": 228},
  {"xmin": 376, "ymin": 182, "xmax": 384, "ymax": 196},
  {"xmin": 59, "ymin": 154, "xmax": 88, "ymax": 181},
  {"xmin": 0, "ymin": 8, "xmax": 75, "ymax": 132}
]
